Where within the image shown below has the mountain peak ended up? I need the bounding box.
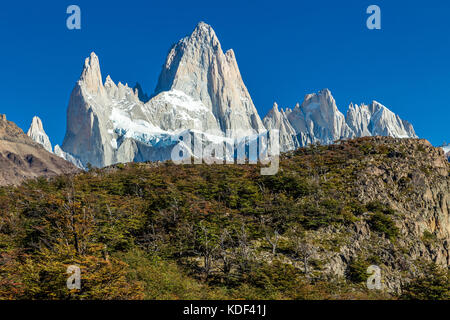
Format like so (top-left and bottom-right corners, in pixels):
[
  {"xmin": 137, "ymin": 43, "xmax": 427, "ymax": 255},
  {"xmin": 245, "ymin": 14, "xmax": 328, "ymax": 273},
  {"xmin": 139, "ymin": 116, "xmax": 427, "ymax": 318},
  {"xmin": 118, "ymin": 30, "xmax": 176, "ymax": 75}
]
[
  {"xmin": 27, "ymin": 116, "xmax": 52, "ymax": 153},
  {"xmin": 192, "ymin": 21, "xmax": 215, "ymax": 36},
  {"xmin": 0, "ymin": 116, "xmax": 78, "ymax": 186},
  {"xmin": 302, "ymin": 88, "xmax": 336, "ymax": 110},
  {"xmin": 80, "ymin": 52, "xmax": 104, "ymax": 94},
  {"xmin": 187, "ymin": 21, "xmax": 220, "ymax": 49},
  {"xmin": 154, "ymin": 22, "xmax": 264, "ymax": 135},
  {"xmin": 29, "ymin": 116, "xmax": 44, "ymax": 131},
  {"xmin": 319, "ymin": 88, "xmax": 332, "ymax": 96},
  {"xmin": 194, "ymin": 21, "xmax": 213, "ymax": 32}
]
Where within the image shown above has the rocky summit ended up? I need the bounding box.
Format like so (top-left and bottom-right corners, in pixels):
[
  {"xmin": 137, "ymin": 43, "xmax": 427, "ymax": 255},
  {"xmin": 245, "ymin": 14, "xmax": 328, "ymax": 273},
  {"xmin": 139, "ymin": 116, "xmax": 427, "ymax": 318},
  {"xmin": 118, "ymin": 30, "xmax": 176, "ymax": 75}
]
[
  {"xmin": 154, "ymin": 21, "xmax": 265, "ymax": 135},
  {"xmin": 264, "ymin": 89, "xmax": 417, "ymax": 152},
  {"xmin": 27, "ymin": 116, "xmax": 53, "ymax": 153},
  {"xmin": 51, "ymin": 22, "xmax": 417, "ymax": 169}
]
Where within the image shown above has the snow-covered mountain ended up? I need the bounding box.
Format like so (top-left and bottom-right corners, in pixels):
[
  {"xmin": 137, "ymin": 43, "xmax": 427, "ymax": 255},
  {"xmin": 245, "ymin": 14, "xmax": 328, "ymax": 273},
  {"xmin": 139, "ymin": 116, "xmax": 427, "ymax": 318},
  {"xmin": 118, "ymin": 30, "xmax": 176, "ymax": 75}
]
[
  {"xmin": 60, "ymin": 52, "xmax": 178, "ymax": 168},
  {"xmin": 347, "ymin": 101, "xmax": 416, "ymax": 138},
  {"xmin": 263, "ymin": 103, "xmax": 298, "ymax": 152},
  {"xmin": 444, "ymin": 145, "xmax": 450, "ymax": 153},
  {"xmin": 264, "ymin": 90, "xmax": 417, "ymax": 152},
  {"xmin": 58, "ymin": 22, "xmax": 269, "ymax": 168},
  {"xmin": 53, "ymin": 22, "xmax": 418, "ymax": 168}
]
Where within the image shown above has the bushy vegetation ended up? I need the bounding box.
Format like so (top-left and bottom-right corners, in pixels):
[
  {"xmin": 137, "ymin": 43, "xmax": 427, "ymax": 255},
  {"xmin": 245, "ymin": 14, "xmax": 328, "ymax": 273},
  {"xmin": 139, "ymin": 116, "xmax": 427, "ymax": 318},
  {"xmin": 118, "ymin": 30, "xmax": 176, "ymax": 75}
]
[
  {"xmin": 347, "ymin": 258, "xmax": 370, "ymax": 284},
  {"xmin": 401, "ymin": 262, "xmax": 450, "ymax": 300},
  {"xmin": 0, "ymin": 138, "xmax": 446, "ymax": 300}
]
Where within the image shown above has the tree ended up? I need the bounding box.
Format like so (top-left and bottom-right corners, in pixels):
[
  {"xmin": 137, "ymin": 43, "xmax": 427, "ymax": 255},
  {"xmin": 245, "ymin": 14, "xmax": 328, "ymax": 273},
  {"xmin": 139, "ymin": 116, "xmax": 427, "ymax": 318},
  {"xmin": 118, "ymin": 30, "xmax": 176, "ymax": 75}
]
[
  {"xmin": 194, "ymin": 223, "xmax": 219, "ymax": 278},
  {"xmin": 2, "ymin": 242, "xmax": 144, "ymax": 299},
  {"xmin": 218, "ymin": 229, "xmax": 233, "ymax": 276},
  {"xmin": 401, "ymin": 262, "xmax": 450, "ymax": 300},
  {"xmin": 265, "ymin": 229, "xmax": 280, "ymax": 257},
  {"xmin": 234, "ymin": 225, "xmax": 254, "ymax": 274},
  {"xmin": 290, "ymin": 227, "xmax": 314, "ymax": 276}
]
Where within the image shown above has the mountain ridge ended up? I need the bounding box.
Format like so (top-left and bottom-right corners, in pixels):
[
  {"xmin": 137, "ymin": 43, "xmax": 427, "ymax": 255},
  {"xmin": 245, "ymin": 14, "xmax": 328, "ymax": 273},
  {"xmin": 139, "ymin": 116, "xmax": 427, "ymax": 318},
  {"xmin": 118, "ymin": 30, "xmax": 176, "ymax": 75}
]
[{"xmin": 26, "ymin": 22, "xmax": 419, "ymax": 168}]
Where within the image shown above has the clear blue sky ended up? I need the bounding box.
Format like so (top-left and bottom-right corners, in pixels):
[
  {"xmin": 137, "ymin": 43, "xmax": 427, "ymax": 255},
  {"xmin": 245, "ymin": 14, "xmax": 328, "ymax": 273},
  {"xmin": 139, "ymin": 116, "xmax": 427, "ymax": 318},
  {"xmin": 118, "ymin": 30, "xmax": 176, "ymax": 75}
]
[{"xmin": 0, "ymin": 0, "xmax": 448, "ymax": 146}]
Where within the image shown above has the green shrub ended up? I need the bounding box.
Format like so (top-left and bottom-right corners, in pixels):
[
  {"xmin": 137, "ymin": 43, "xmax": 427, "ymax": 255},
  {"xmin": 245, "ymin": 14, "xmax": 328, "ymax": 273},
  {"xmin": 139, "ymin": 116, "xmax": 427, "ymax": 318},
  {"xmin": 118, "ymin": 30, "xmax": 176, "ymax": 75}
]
[
  {"xmin": 368, "ymin": 212, "xmax": 399, "ymax": 240},
  {"xmin": 347, "ymin": 258, "xmax": 370, "ymax": 283},
  {"xmin": 366, "ymin": 201, "xmax": 395, "ymax": 215},
  {"xmin": 401, "ymin": 263, "xmax": 450, "ymax": 300}
]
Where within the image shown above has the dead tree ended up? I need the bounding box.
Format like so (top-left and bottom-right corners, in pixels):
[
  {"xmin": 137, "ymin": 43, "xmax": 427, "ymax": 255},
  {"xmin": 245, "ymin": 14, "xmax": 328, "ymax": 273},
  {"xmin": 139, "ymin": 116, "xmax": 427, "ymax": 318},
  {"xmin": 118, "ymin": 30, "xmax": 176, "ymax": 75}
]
[
  {"xmin": 235, "ymin": 225, "xmax": 254, "ymax": 274},
  {"xmin": 291, "ymin": 228, "xmax": 314, "ymax": 277},
  {"xmin": 218, "ymin": 229, "xmax": 233, "ymax": 275},
  {"xmin": 265, "ymin": 229, "xmax": 280, "ymax": 257}
]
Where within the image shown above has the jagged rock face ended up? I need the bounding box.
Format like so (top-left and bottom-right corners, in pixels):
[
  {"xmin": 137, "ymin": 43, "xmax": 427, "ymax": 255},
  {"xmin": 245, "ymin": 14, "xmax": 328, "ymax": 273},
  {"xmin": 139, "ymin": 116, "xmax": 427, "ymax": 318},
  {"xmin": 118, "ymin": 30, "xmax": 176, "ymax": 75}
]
[
  {"xmin": 53, "ymin": 145, "xmax": 84, "ymax": 169},
  {"xmin": 346, "ymin": 103, "xmax": 373, "ymax": 137},
  {"xmin": 27, "ymin": 116, "xmax": 52, "ymax": 153},
  {"xmin": 133, "ymin": 83, "xmax": 150, "ymax": 103},
  {"xmin": 145, "ymin": 90, "xmax": 220, "ymax": 133},
  {"xmin": 61, "ymin": 23, "xmax": 419, "ymax": 169},
  {"xmin": 263, "ymin": 103, "xmax": 298, "ymax": 152},
  {"xmin": 62, "ymin": 53, "xmax": 114, "ymax": 168},
  {"xmin": 0, "ymin": 114, "xmax": 78, "ymax": 186},
  {"xmin": 264, "ymin": 89, "xmax": 355, "ymax": 149},
  {"xmin": 347, "ymin": 101, "xmax": 417, "ymax": 138},
  {"xmin": 300, "ymin": 89, "xmax": 354, "ymax": 144},
  {"xmin": 61, "ymin": 52, "xmax": 223, "ymax": 168},
  {"xmin": 61, "ymin": 23, "xmax": 267, "ymax": 168},
  {"xmin": 349, "ymin": 138, "xmax": 449, "ymax": 291},
  {"xmin": 283, "ymin": 137, "xmax": 449, "ymax": 293},
  {"xmin": 61, "ymin": 53, "xmax": 164, "ymax": 168},
  {"xmin": 154, "ymin": 22, "xmax": 265, "ymax": 136},
  {"xmin": 264, "ymin": 89, "xmax": 417, "ymax": 152}
]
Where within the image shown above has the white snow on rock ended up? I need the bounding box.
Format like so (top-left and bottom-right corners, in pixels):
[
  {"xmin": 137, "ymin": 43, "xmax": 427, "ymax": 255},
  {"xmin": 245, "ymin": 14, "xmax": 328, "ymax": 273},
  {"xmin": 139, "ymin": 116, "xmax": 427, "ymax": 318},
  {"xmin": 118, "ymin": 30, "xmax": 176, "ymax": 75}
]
[
  {"xmin": 58, "ymin": 22, "xmax": 421, "ymax": 169},
  {"xmin": 264, "ymin": 90, "xmax": 417, "ymax": 152}
]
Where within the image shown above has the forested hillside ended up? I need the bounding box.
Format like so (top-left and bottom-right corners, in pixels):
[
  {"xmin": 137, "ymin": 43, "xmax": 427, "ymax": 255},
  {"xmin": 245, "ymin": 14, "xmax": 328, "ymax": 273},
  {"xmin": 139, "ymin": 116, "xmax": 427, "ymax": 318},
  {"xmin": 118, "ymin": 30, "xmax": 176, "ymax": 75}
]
[{"xmin": 0, "ymin": 137, "xmax": 448, "ymax": 299}]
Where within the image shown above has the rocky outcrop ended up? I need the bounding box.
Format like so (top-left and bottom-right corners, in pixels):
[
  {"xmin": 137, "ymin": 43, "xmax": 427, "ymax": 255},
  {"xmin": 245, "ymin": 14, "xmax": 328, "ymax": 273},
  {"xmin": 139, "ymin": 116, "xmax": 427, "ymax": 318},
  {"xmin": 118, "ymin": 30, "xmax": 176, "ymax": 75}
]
[
  {"xmin": 0, "ymin": 114, "xmax": 78, "ymax": 186},
  {"xmin": 282, "ymin": 137, "xmax": 449, "ymax": 293},
  {"xmin": 27, "ymin": 116, "xmax": 53, "ymax": 153}
]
